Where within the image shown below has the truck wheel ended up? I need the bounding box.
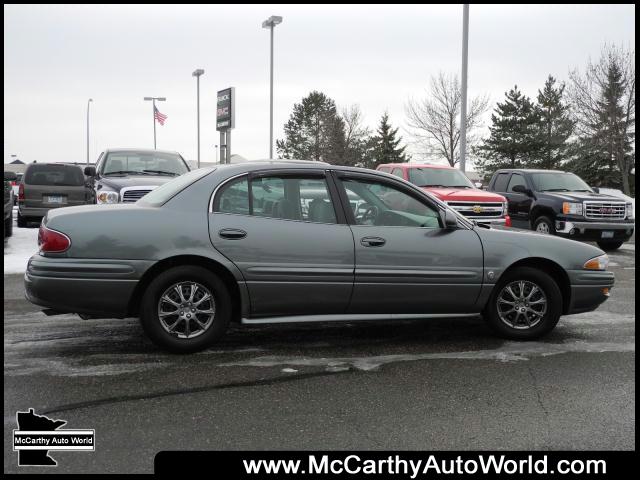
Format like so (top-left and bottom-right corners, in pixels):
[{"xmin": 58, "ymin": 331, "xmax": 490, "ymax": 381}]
[
  {"xmin": 484, "ymin": 267, "xmax": 562, "ymax": 340},
  {"xmin": 17, "ymin": 212, "xmax": 27, "ymax": 228},
  {"xmin": 4, "ymin": 212, "xmax": 12, "ymax": 238},
  {"xmin": 140, "ymin": 265, "xmax": 232, "ymax": 353},
  {"xmin": 597, "ymin": 241, "xmax": 624, "ymax": 252},
  {"xmin": 533, "ymin": 216, "xmax": 555, "ymax": 235}
]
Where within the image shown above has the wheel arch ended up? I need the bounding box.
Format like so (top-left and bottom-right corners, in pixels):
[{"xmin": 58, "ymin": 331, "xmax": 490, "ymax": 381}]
[
  {"xmin": 530, "ymin": 205, "xmax": 556, "ymax": 228},
  {"xmin": 495, "ymin": 257, "xmax": 571, "ymax": 315},
  {"xmin": 127, "ymin": 255, "xmax": 243, "ymax": 322}
]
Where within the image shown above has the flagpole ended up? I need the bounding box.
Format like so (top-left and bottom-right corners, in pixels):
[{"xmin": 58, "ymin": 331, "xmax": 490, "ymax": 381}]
[{"xmin": 144, "ymin": 96, "xmax": 166, "ymax": 150}]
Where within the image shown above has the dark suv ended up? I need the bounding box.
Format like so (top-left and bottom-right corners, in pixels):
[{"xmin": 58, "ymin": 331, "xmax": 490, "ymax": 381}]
[
  {"xmin": 84, "ymin": 148, "xmax": 190, "ymax": 204},
  {"xmin": 488, "ymin": 169, "xmax": 634, "ymax": 251},
  {"xmin": 17, "ymin": 163, "xmax": 94, "ymax": 227}
]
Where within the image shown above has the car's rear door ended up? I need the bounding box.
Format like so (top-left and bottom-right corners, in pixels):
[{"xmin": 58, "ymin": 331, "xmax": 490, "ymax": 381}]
[
  {"xmin": 333, "ymin": 171, "xmax": 484, "ymax": 314},
  {"xmin": 209, "ymin": 169, "xmax": 355, "ymax": 317}
]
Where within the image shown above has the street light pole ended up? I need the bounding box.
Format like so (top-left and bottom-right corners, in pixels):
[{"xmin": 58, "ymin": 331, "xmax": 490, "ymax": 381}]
[
  {"xmin": 144, "ymin": 96, "xmax": 166, "ymax": 149},
  {"xmin": 192, "ymin": 69, "xmax": 205, "ymax": 168},
  {"xmin": 86, "ymin": 98, "xmax": 93, "ymax": 164},
  {"xmin": 459, "ymin": 4, "xmax": 469, "ymax": 173},
  {"xmin": 262, "ymin": 15, "xmax": 283, "ymax": 159}
]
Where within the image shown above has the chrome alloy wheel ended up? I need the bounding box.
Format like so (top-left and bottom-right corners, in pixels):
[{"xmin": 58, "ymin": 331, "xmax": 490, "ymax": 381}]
[
  {"xmin": 157, "ymin": 282, "xmax": 216, "ymax": 339},
  {"xmin": 536, "ymin": 222, "xmax": 550, "ymax": 234},
  {"xmin": 497, "ymin": 280, "xmax": 547, "ymax": 330}
]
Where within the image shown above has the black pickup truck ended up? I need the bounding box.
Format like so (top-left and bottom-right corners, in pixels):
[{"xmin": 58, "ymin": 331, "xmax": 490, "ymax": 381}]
[{"xmin": 487, "ymin": 169, "xmax": 635, "ymax": 251}]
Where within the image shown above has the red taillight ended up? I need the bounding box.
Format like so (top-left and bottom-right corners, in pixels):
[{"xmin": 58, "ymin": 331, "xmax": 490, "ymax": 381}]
[
  {"xmin": 505, "ymin": 215, "xmax": 512, "ymax": 228},
  {"xmin": 18, "ymin": 183, "xmax": 24, "ymax": 200},
  {"xmin": 38, "ymin": 225, "xmax": 71, "ymax": 253}
]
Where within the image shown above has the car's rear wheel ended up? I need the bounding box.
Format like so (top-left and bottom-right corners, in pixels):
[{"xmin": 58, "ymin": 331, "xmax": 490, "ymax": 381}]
[
  {"xmin": 17, "ymin": 212, "xmax": 27, "ymax": 228},
  {"xmin": 533, "ymin": 216, "xmax": 555, "ymax": 235},
  {"xmin": 140, "ymin": 266, "xmax": 231, "ymax": 353},
  {"xmin": 4, "ymin": 212, "xmax": 12, "ymax": 238},
  {"xmin": 484, "ymin": 267, "xmax": 562, "ymax": 340},
  {"xmin": 597, "ymin": 240, "xmax": 624, "ymax": 251}
]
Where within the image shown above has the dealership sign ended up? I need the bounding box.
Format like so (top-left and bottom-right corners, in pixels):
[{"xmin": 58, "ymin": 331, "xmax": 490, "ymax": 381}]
[{"xmin": 216, "ymin": 87, "xmax": 235, "ymax": 131}]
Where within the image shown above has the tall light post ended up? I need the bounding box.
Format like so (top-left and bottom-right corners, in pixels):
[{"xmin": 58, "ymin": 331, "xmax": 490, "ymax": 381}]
[
  {"xmin": 214, "ymin": 144, "xmax": 219, "ymax": 164},
  {"xmin": 459, "ymin": 4, "xmax": 469, "ymax": 173},
  {"xmin": 143, "ymin": 96, "xmax": 166, "ymax": 149},
  {"xmin": 262, "ymin": 15, "xmax": 283, "ymax": 159},
  {"xmin": 86, "ymin": 98, "xmax": 93, "ymax": 164},
  {"xmin": 192, "ymin": 69, "xmax": 205, "ymax": 168}
]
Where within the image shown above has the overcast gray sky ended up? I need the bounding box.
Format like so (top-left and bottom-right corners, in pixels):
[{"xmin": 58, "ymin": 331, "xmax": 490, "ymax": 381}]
[{"xmin": 3, "ymin": 4, "xmax": 635, "ymax": 166}]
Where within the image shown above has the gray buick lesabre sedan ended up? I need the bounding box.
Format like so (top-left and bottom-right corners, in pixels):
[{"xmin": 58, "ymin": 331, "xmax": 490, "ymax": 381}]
[{"xmin": 25, "ymin": 161, "xmax": 614, "ymax": 353}]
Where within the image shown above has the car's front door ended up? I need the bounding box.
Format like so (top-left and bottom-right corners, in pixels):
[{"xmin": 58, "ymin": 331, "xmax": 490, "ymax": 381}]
[
  {"xmin": 209, "ymin": 170, "xmax": 355, "ymax": 317},
  {"xmin": 334, "ymin": 172, "xmax": 484, "ymax": 314}
]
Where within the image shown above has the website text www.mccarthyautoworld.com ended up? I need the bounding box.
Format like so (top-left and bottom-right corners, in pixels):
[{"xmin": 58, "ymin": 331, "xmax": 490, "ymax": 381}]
[{"xmin": 243, "ymin": 454, "xmax": 607, "ymax": 477}]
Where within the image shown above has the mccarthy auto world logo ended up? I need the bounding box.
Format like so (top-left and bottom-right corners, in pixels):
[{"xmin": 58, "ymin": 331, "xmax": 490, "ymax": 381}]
[{"xmin": 13, "ymin": 409, "xmax": 95, "ymax": 467}]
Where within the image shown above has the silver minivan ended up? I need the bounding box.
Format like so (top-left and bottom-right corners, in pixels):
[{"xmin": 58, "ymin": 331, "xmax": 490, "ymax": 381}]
[{"xmin": 17, "ymin": 163, "xmax": 94, "ymax": 227}]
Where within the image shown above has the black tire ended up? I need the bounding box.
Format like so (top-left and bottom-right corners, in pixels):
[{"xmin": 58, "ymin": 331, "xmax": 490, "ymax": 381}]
[
  {"xmin": 17, "ymin": 212, "xmax": 27, "ymax": 228},
  {"xmin": 532, "ymin": 215, "xmax": 555, "ymax": 235},
  {"xmin": 597, "ymin": 240, "xmax": 624, "ymax": 252},
  {"xmin": 140, "ymin": 265, "xmax": 232, "ymax": 353},
  {"xmin": 4, "ymin": 212, "xmax": 12, "ymax": 238},
  {"xmin": 484, "ymin": 267, "xmax": 562, "ymax": 340}
]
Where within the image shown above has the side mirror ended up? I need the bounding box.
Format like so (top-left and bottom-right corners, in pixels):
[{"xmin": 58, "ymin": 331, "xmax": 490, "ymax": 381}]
[
  {"xmin": 4, "ymin": 171, "xmax": 17, "ymax": 181},
  {"xmin": 511, "ymin": 184, "xmax": 532, "ymax": 196},
  {"xmin": 444, "ymin": 209, "xmax": 459, "ymax": 229},
  {"xmin": 592, "ymin": 187, "xmax": 600, "ymax": 193},
  {"xmin": 84, "ymin": 166, "xmax": 96, "ymax": 177}
]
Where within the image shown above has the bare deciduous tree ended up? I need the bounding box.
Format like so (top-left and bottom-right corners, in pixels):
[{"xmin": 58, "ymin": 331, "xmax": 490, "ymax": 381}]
[
  {"xmin": 405, "ymin": 72, "xmax": 489, "ymax": 166},
  {"xmin": 341, "ymin": 104, "xmax": 372, "ymax": 166}
]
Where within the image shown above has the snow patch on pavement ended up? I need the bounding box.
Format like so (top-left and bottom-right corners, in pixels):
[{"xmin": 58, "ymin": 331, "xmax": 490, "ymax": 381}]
[{"xmin": 4, "ymin": 215, "xmax": 38, "ymax": 274}]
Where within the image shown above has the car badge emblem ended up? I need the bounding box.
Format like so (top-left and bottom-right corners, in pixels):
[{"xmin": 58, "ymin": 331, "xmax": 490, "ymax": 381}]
[{"xmin": 472, "ymin": 205, "xmax": 483, "ymax": 214}]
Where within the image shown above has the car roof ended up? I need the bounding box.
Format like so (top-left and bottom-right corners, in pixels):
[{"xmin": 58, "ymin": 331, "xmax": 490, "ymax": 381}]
[
  {"xmin": 104, "ymin": 148, "xmax": 182, "ymax": 155},
  {"xmin": 378, "ymin": 163, "xmax": 454, "ymax": 170},
  {"xmin": 495, "ymin": 168, "xmax": 569, "ymax": 174}
]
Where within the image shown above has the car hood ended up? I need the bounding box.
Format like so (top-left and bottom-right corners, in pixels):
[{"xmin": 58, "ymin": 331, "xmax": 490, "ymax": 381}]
[
  {"xmin": 98, "ymin": 175, "xmax": 175, "ymax": 191},
  {"xmin": 422, "ymin": 187, "xmax": 506, "ymax": 203},
  {"xmin": 539, "ymin": 191, "xmax": 628, "ymax": 203}
]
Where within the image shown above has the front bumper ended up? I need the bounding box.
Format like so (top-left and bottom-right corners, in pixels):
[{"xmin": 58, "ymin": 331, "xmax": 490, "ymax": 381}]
[
  {"xmin": 566, "ymin": 269, "xmax": 615, "ymax": 314},
  {"xmin": 555, "ymin": 219, "xmax": 635, "ymax": 241},
  {"xmin": 24, "ymin": 254, "xmax": 147, "ymax": 317}
]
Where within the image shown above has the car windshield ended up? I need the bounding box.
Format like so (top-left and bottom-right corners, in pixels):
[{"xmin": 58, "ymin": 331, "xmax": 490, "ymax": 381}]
[
  {"xmin": 531, "ymin": 172, "xmax": 592, "ymax": 192},
  {"xmin": 102, "ymin": 151, "xmax": 188, "ymax": 176},
  {"xmin": 138, "ymin": 168, "xmax": 214, "ymax": 206},
  {"xmin": 24, "ymin": 164, "xmax": 85, "ymax": 186},
  {"xmin": 408, "ymin": 167, "xmax": 474, "ymax": 188}
]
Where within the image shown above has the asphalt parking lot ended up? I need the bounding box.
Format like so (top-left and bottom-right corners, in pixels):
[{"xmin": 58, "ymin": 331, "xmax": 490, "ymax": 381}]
[{"xmin": 4, "ymin": 217, "xmax": 635, "ymax": 473}]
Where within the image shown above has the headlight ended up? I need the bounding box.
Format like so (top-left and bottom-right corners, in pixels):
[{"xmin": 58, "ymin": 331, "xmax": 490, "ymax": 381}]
[
  {"xmin": 96, "ymin": 190, "xmax": 119, "ymax": 204},
  {"xmin": 562, "ymin": 202, "xmax": 583, "ymax": 216},
  {"xmin": 626, "ymin": 203, "xmax": 634, "ymax": 219},
  {"xmin": 583, "ymin": 254, "xmax": 609, "ymax": 271}
]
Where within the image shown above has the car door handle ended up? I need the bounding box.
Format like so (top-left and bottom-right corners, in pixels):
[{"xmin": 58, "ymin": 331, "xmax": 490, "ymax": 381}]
[
  {"xmin": 360, "ymin": 236, "xmax": 386, "ymax": 247},
  {"xmin": 219, "ymin": 228, "xmax": 247, "ymax": 240}
]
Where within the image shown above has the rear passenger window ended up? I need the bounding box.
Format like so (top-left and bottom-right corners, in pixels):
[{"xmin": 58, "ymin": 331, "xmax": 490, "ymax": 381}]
[
  {"xmin": 493, "ymin": 173, "xmax": 510, "ymax": 192},
  {"xmin": 215, "ymin": 177, "xmax": 250, "ymax": 215},
  {"xmin": 24, "ymin": 165, "xmax": 84, "ymax": 186}
]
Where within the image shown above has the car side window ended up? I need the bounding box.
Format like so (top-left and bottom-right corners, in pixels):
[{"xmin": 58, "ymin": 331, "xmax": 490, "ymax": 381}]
[
  {"xmin": 391, "ymin": 168, "xmax": 404, "ymax": 179},
  {"xmin": 493, "ymin": 173, "xmax": 511, "ymax": 192},
  {"xmin": 215, "ymin": 177, "xmax": 250, "ymax": 215},
  {"xmin": 342, "ymin": 178, "xmax": 441, "ymax": 228},
  {"xmin": 507, "ymin": 173, "xmax": 527, "ymax": 193},
  {"xmin": 251, "ymin": 176, "xmax": 337, "ymax": 224}
]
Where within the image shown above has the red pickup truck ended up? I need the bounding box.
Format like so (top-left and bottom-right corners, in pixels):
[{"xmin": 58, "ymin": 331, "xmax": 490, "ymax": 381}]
[{"xmin": 376, "ymin": 163, "xmax": 511, "ymax": 226}]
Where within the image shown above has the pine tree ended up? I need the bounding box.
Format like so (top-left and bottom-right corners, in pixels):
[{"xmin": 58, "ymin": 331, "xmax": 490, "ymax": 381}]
[
  {"xmin": 475, "ymin": 86, "xmax": 543, "ymax": 178},
  {"xmin": 276, "ymin": 91, "xmax": 346, "ymax": 164},
  {"xmin": 536, "ymin": 75, "xmax": 574, "ymax": 170},
  {"xmin": 365, "ymin": 112, "xmax": 409, "ymax": 169}
]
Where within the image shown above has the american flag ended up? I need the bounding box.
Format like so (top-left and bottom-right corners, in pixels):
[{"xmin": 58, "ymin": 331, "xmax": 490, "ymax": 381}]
[{"xmin": 154, "ymin": 106, "xmax": 167, "ymax": 126}]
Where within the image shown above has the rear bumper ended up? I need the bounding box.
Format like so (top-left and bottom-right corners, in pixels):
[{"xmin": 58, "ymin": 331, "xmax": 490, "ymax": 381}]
[
  {"xmin": 566, "ymin": 270, "xmax": 615, "ymax": 314},
  {"xmin": 24, "ymin": 254, "xmax": 149, "ymax": 317},
  {"xmin": 18, "ymin": 205, "xmax": 49, "ymax": 218}
]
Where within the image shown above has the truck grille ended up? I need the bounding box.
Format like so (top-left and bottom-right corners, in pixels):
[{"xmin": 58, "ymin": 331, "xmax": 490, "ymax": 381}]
[
  {"xmin": 446, "ymin": 201, "xmax": 504, "ymax": 219},
  {"xmin": 121, "ymin": 188, "xmax": 153, "ymax": 203},
  {"xmin": 584, "ymin": 201, "xmax": 626, "ymax": 220}
]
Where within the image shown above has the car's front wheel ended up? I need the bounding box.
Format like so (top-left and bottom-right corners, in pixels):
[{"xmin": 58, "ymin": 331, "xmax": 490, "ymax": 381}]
[
  {"xmin": 484, "ymin": 267, "xmax": 562, "ymax": 340},
  {"xmin": 533, "ymin": 215, "xmax": 555, "ymax": 235},
  {"xmin": 140, "ymin": 266, "xmax": 232, "ymax": 353},
  {"xmin": 597, "ymin": 240, "xmax": 624, "ymax": 251}
]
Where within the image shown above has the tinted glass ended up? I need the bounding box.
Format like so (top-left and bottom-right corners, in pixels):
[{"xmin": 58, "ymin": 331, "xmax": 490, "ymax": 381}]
[
  {"xmin": 507, "ymin": 173, "xmax": 527, "ymax": 192},
  {"xmin": 24, "ymin": 164, "xmax": 85, "ymax": 186},
  {"xmin": 216, "ymin": 176, "xmax": 249, "ymax": 215},
  {"xmin": 342, "ymin": 179, "xmax": 440, "ymax": 228},
  {"xmin": 531, "ymin": 172, "xmax": 592, "ymax": 192},
  {"xmin": 139, "ymin": 168, "xmax": 213, "ymax": 206},
  {"xmin": 251, "ymin": 176, "xmax": 336, "ymax": 223},
  {"xmin": 408, "ymin": 168, "xmax": 474, "ymax": 188},
  {"xmin": 102, "ymin": 151, "xmax": 188, "ymax": 176},
  {"xmin": 493, "ymin": 173, "xmax": 510, "ymax": 192},
  {"xmin": 391, "ymin": 168, "xmax": 404, "ymax": 178}
]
